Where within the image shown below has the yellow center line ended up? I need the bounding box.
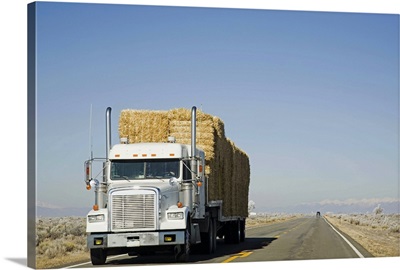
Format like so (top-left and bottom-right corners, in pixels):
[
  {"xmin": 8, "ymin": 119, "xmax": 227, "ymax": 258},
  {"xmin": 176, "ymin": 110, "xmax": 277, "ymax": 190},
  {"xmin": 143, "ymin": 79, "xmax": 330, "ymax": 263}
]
[
  {"xmin": 222, "ymin": 219, "xmax": 310, "ymax": 263},
  {"xmin": 222, "ymin": 251, "xmax": 253, "ymax": 263},
  {"xmin": 274, "ymin": 219, "xmax": 310, "ymax": 238}
]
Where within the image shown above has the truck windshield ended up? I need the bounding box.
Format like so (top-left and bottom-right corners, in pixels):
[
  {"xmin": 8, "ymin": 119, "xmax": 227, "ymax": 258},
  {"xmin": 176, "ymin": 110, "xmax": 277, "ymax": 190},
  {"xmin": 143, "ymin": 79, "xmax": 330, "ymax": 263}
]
[{"xmin": 110, "ymin": 159, "xmax": 180, "ymax": 180}]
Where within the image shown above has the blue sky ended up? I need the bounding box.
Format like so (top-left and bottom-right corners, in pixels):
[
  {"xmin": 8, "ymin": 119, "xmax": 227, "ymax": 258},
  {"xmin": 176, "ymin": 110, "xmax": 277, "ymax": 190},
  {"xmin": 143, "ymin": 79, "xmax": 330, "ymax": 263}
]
[{"xmin": 35, "ymin": 2, "xmax": 399, "ymax": 212}]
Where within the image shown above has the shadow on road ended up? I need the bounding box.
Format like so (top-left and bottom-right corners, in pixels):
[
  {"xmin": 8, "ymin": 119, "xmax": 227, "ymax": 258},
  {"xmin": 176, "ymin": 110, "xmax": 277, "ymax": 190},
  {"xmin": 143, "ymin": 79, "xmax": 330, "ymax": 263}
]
[{"xmin": 106, "ymin": 237, "xmax": 278, "ymax": 265}]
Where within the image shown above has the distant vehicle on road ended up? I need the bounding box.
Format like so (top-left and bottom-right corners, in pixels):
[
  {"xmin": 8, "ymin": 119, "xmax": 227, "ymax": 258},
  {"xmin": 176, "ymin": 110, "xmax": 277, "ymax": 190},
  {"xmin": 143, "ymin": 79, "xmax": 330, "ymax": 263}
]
[{"xmin": 316, "ymin": 211, "xmax": 321, "ymax": 218}]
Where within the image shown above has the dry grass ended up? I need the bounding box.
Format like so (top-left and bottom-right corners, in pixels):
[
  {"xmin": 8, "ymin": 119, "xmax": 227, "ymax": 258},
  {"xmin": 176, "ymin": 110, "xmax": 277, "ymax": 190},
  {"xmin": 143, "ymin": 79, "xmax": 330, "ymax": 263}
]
[
  {"xmin": 325, "ymin": 214, "xmax": 400, "ymax": 257},
  {"xmin": 35, "ymin": 217, "xmax": 89, "ymax": 269}
]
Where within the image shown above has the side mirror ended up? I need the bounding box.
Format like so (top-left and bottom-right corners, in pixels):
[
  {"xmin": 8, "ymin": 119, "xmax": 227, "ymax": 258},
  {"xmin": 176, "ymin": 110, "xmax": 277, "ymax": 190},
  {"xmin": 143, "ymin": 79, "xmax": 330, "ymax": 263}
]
[{"xmin": 84, "ymin": 160, "xmax": 92, "ymax": 184}]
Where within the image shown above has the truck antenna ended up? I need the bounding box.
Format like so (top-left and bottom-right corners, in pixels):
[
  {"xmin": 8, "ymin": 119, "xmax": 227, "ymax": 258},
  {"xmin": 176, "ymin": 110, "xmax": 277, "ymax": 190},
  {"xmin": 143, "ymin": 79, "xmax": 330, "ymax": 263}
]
[{"xmin": 89, "ymin": 104, "xmax": 93, "ymax": 160}]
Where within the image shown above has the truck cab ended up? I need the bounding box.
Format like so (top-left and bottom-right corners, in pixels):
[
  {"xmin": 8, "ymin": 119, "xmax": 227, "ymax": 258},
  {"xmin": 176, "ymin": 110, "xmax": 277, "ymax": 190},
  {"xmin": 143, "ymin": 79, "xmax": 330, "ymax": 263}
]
[{"xmin": 85, "ymin": 107, "xmax": 208, "ymax": 264}]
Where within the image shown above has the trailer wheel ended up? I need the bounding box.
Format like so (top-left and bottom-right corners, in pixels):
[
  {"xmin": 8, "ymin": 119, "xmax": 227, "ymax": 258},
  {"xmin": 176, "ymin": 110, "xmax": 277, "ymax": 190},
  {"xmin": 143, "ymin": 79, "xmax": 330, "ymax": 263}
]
[
  {"xmin": 224, "ymin": 220, "xmax": 240, "ymax": 244},
  {"xmin": 90, "ymin": 248, "xmax": 107, "ymax": 265},
  {"xmin": 233, "ymin": 219, "xmax": 241, "ymax": 244},
  {"xmin": 240, "ymin": 219, "xmax": 246, "ymax": 242},
  {"xmin": 211, "ymin": 218, "xmax": 217, "ymax": 253}
]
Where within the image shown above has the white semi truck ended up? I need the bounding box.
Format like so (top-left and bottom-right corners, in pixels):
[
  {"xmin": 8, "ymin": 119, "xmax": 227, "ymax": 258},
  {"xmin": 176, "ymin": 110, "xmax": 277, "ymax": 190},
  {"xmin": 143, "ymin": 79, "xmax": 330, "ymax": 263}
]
[{"xmin": 84, "ymin": 106, "xmax": 248, "ymax": 264}]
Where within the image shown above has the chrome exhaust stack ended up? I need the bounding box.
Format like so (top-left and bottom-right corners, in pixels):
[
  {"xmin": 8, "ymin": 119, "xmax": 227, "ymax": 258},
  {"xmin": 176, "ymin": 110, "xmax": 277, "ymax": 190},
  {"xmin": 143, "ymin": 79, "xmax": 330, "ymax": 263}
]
[
  {"xmin": 183, "ymin": 106, "xmax": 198, "ymax": 212},
  {"xmin": 191, "ymin": 106, "xmax": 196, "ymax": 159},
  {"xmin": 190, "ymin": 106, "xmax": 198, "ymax": 180},
  {"xmin": 95, "ymin": 107, "xmax": 112, "ymax": 210},
  {"xmin": 106, "ymin": 107, "xmax": 112, "ymax": 161}
]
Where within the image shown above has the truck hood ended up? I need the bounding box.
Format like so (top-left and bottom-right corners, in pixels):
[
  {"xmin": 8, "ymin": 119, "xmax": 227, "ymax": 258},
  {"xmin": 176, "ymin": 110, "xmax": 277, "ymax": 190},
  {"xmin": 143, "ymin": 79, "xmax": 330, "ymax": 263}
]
[{"xmin": 108, "ymin": 179, "xmax": 180, "ymax": 194}]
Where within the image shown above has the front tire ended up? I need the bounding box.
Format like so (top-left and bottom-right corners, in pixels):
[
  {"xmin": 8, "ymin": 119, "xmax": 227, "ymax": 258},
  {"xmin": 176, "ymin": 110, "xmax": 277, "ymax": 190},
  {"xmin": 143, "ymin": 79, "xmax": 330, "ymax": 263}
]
[
  {"xmin": 90, "ymin": 248, "xmax": 107, "ymax": 265},
  {"xmin": 176, "ymin": 219, "xmax": 191, "ymax": 262}
]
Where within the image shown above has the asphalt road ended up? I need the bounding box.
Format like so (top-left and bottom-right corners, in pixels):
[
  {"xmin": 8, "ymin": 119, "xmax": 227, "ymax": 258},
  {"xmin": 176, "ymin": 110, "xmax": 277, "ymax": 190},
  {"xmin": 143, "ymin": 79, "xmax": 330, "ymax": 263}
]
[{"xmin": 69, "ymin": 216, "xmax": 372, "ymax": 268}]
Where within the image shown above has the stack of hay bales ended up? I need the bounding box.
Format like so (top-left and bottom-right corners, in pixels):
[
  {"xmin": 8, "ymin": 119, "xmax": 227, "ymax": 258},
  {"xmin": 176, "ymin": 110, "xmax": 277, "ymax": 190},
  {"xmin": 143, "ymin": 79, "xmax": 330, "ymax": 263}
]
[{"xmin": 119, "ymin": 108, "xmax": 250, "ymax": 218}]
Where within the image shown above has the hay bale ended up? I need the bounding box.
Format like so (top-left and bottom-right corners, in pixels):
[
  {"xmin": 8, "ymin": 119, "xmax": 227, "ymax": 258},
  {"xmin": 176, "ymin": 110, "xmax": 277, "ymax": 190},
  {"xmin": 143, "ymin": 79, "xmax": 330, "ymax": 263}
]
[
  {"xmin": 119, "ymin": 110, "xmax": 169, "ymax": 143},
  {"xmin": 119, "ymin": 107, "xmax": 250, "ymax": 217}
]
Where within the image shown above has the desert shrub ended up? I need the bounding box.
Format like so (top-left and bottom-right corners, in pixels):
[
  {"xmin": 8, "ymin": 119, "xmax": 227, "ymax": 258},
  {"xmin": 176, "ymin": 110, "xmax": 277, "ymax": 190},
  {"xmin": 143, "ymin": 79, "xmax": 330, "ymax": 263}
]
[
  {"xmin": 38, "ymin": 240, "xmax": 51, "ymax": 255},
  {"xmin": 36, "ymin": 217, "xmax": 87, "ymax": 258},
  {"xmin": 373, "ymin": 204, "xmax": 384, "ymax": 215},
  {"xmin": 49, "ymin": 224, "xmax": 66, "ymax": 239},
  {"xmin": 43, "ymin": 238, "xmax": 66, "ymax": 259},
  {"xmin": 64, "ymin": 241, "xmax": 75, "ymax": 252},
  {"xmin": 329, "ymin": 213, "xmax": 400, "ymax": 234},
  {"xmin": 68, "ymin": 225, "xmax": 84, "ymax": 236},
  {"xmin": 389, "ymin": 224, "xmax": 400, "ymax": 233},
  {"xmin": 350, "ymin": 218, "xmax": 360, "ymax": 225}
]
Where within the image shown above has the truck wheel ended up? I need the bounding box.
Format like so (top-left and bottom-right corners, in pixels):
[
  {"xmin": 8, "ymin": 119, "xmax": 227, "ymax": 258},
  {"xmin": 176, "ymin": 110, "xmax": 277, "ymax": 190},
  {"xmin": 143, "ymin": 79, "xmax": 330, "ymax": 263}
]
[
  {"xmin": 224, "ymin": 220, "xmax": 240, "ymax": 244},
  {"xmin": 211, "ymin": 218, "xmax": 217, "ymax": 253},
  {"xmin": 176, "ymin": 220, "xmax": 191, "ymax": 262},
  {"xmin": 224, "ymin": 222, "xmax": 232, "ymax": 244},
  {"xmin": 240, "ymin": 219, "xmax": 246, "ymax": 242},
  {"xmin": 90, "ymin": 248, "xmax": 107, "ymax": 265},
  {"xmin": 200, "ymin": 217, "xmax": 215, "ymax": 254},
  {"xmin": 233, "ymin": 219, "xmax": 240, "ymax": 244}
]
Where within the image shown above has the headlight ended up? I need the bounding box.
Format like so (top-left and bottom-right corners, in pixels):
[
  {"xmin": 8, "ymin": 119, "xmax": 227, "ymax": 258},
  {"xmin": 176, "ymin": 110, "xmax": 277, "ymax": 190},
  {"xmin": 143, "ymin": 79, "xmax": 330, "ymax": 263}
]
[
  {"xmin": 88, "ymin": 214, "xmax": 105, "ymax": 223},
  {"xmin": 167, "ymin": 212, "xmax": 184, "ymax": 220}
]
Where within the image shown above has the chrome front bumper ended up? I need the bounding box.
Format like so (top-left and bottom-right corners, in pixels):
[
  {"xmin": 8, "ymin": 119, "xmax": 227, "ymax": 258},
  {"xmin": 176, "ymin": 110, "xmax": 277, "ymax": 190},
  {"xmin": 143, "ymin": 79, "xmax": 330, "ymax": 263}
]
[{"xmin": 87, "ymin": 230, "xmax": 185, "ymax": 249}]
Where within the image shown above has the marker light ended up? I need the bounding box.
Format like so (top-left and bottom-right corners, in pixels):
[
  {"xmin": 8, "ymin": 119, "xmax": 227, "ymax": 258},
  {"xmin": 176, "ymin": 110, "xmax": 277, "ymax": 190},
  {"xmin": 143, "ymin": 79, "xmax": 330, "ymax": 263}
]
[
  {"xmin": 93, "ymin": 204, "xmax": 99, "ymax": 211},
  {"xmin": 164, "ymin": 236, "xmax": 173, "ymax": 242},
  {"xmin": 177, "ymin": 202, "xmax": 183, "ymax": 208},
  {"xmin": 164, "ymin": 235, "xmax": 176, "ymax": 242},
  {"xmin": 84, "ymin": 161, "xmax": 91, "ymax": 182},
  {"xmin": 86, "ymin": 184, "xmax": 91, "ymax": 190},
  {"xmin": 94, "ymin": 238, "xmax": 103, "ymax": 245},
  {"xmin": 88, "ymin": 214, "xmax": 105, "ymax": 223},
  {"xmin": 197, "ymin": 181, "xmax": 202, "ymax": 187},
  {"xmin": 167, "ymin": 212, "xmax": 184, "ymax": 220}
]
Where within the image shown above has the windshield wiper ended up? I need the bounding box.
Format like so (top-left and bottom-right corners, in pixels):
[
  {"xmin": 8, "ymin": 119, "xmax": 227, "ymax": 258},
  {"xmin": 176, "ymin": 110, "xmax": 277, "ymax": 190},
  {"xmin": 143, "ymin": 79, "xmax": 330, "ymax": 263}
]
[{"xmin": 122, "ymin": 176, "xmax": 131, "ymax": 182}]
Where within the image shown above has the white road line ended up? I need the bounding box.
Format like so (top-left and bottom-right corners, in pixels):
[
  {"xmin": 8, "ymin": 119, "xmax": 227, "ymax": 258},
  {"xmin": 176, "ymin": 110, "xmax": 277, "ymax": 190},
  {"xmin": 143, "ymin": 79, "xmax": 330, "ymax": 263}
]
[
  {"xmin": 63, "ymin": 261, "xmax": 91, "ymax": 268},
  {"xmin": 323, "ymin": 217, "xmax": 365, "ymax": 258},
  {"xmin": 64, "ymin": 254, "xmax": 128, "ymax": 268}
]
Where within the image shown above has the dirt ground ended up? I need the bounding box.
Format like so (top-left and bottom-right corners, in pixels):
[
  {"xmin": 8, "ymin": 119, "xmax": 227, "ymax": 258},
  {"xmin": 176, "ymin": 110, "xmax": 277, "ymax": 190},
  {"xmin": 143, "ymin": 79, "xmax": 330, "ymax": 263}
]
[
  {"xmin": 36, "ymin": 252, "xmax": 90, "ymax": 269},
  {"xmin": 325, "ymin": 215, "xmax": 400, "ymax": 257}
]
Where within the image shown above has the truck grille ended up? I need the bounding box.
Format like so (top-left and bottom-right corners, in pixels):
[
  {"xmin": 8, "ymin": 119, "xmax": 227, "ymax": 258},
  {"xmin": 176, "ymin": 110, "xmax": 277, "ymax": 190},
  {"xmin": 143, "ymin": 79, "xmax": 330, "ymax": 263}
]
[{"xmin": 111, "ymin": 192, "xmax": 157, "ymax": 231}]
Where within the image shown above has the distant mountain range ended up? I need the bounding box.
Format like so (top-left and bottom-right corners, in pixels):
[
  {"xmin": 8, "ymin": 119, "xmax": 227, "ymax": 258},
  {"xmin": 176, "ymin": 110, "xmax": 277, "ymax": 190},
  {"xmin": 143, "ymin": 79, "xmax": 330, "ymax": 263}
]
[
  {"xmin": 37, "ymin": 206, "xmax": 91, "ymax": 217},
  {"xmin": 35, "ymin": 197, "xmax": 399, "ymax": 217}
]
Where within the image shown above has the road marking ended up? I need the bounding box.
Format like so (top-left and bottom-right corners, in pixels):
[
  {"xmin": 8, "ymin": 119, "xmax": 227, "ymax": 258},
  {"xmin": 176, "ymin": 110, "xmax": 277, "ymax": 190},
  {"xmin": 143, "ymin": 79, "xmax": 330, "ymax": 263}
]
[
  {"xmin": 64, "ymin": 254, "xmax": 127, "ymax": 268},
  {"xmin": 273, "ymin": 219, "xmax": 310, "ymax": 238},
  {"xmin": 324, "ymin": 217, "xmax": 365, "ymax": 258},
  {"xmin": 222, "ymin": 251, "xmax": 253, "ymax": 263}
]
